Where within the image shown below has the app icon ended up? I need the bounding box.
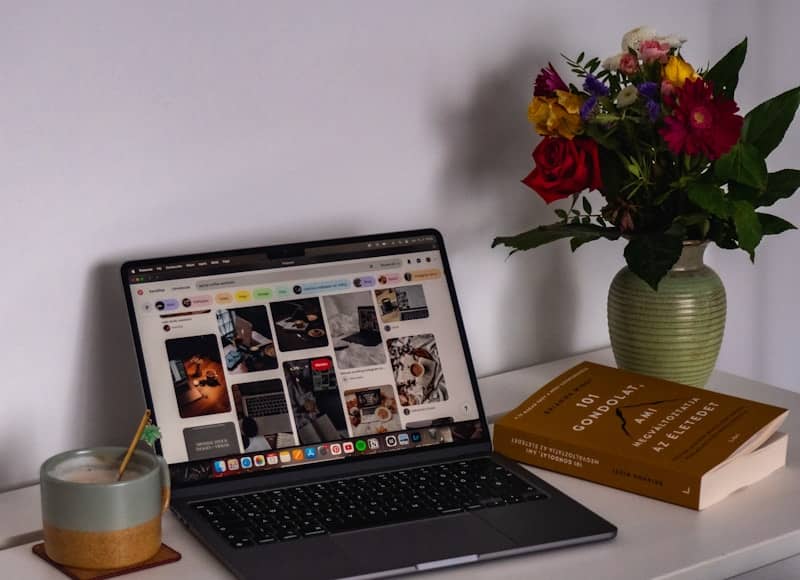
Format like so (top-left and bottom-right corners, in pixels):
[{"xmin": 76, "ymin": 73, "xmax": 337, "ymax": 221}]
[
  {"xmin": 279, "ymin": 451, "xmax": 291, "ymax": 464},
  {"xmin": 317, "ymin": 445, "xmax": 329, "ymax": 457},
  {"xmin": 240, "ymin": 456, "xmax": 253, "ymax": 469},
  {"xmin": 266, "ymin": 454, "xmax": 278, "ymax": 466},
  {"xmin": 227, "ymin": 458, "xmax": 240, "ymax": 471},
  {"xmin": 291, "ymin": 449, "xmax": 304, "ymax": 461},
  {"xmin": 398, "ymin": 433, "xmax": 410, "ymax": 446},
  {"xmin": 385, "ymin": 435, "xmax": 397, "ymax": 448},
  {"xmin": 411, "ymin": 432, "xmax": 422, "ymax": 443},
  {"xmin": 342, "ymin": 442, "xmax": 355, "ymax": 454},
  {"xmin": 367, "ymin": 438, "xmax": 380, "ymax": 450},
  {"xmin": 213, "ymin": 460, "xmax": 227, "ymax": 474},
  {"xmin": 253, "ymin": 455, "xmax": 266, "ymax": 467},
  {"xmin": 304, "ymin": 447, "xmax": 317, "ymax": 459},
  {"xmin": 330, "ymin": 443, "xmax": 343, "ymax": 456},
  {"xmin": 355, "ymin": 440, "xmax": 367, "ymax": 452}
]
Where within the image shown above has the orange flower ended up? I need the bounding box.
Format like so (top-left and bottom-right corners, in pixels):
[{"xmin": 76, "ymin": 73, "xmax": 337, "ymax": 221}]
[{"xmin": 527, "ymin": 90, "xmax": 583, "ymax": 139}]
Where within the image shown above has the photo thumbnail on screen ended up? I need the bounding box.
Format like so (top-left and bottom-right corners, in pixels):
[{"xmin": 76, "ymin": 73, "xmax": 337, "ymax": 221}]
[
  {"xmin": 232, "ymin": 379, "xmax": 295, "ymax": 452},
  {"xmin": 165, "ymin": 334, "xmax": 232, "ymax": 418},
  {"xmin": 283, "ymin": 357, "xmax": 348, "ymax": 444},
  {"xmin": 322, "ymin": 291, "xmax": 386, "ymax": 369},
  {"xmin": 270, "ymin": 298, "xmax": 329, "ymax": 352},
  {"xmin": 387, "ymin": 334, "xmax": 448, "ymax": 406},
  {"xmin": 344, "ymin": 385, "xmax": 401, "ymax": 436},
  {"xmin": 375, "ymin": 285, "xmax": 429, "ymax": 323},
  {"xmin": 216, "ymin": 306, "xmax": 278, "ymax": 374}
]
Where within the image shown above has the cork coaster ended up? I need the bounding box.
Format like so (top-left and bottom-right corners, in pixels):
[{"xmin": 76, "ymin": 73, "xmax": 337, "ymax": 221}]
[{"xmin": 32, "ymin": 543, "xmax": 181, "ymax": 579}]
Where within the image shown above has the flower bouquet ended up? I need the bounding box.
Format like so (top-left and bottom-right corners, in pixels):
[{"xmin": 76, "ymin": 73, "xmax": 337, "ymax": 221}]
[{"xmin": 493, "ymin": 27, "xmax": 799, "ymax": 291}]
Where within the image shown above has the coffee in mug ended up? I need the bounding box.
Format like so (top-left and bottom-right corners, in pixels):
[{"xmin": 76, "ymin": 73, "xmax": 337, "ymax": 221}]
[
  {"xmin": 40, "ymin": 447, "xmax": 170, "ymax": 569},
  {"xmin": 410, "ymin": 362, "xmax": 425, "ymax": 378}
]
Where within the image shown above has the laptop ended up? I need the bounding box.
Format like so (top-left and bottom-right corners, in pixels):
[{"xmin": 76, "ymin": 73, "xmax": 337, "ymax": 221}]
[
  {"xmin": 121, "ymin": 229, "xmax": 616, "ymax": 580},
  {"xmin": 241, "ymin": 391, "xmax": 293, "ymax": 435}
]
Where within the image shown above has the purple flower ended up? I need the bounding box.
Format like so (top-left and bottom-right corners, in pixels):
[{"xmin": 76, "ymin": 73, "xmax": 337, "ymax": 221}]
[
  {"xmin": 534, "ymin": 63, "xmax": 569, "ymax": 96},
  {"xmin": 583, "ymin": 74, "xmax": 610, "ymax": 96},
  {"xmin": 646, "ymin": 98, "xmax": 661, "ymax": 121},
  {"xmin": 580, "ymin": 95, "xmax": 598, "ymax": 120},
  {"xmin": 638, "ymin": 82, "xmax": 659, "ymax": 99}
]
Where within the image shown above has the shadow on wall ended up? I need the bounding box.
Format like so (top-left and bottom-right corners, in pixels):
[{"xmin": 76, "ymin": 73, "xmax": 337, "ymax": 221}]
[
  {"xmin": 432, "ymin": 44, "xmax": 578, "ymax": 370},
  {"xmin": 63, "ymin": 221, "xmax": 366, "ymax": 450},
  {"xmin": 69, "ymin": 262, "xmax": 147, "ymax": 448}
]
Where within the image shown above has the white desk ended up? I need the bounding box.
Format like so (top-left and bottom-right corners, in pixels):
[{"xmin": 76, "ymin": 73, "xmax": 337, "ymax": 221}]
[{"xmin": 2, "ymin": 348, "xmax": 799, "ymax": 579}]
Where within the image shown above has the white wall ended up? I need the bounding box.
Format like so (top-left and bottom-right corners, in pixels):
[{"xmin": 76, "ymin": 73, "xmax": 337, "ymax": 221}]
[
  {"xmin": 707, "ymin": 0, "xmax": 800, "ymax": 394},
  {"xmin": 1, "ymin": 1, "xmax": 795, "ymax": 492}
]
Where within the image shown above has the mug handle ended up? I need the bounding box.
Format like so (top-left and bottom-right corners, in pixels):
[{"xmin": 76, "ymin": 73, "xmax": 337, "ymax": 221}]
[{"xmin": 158, "ymin": 456, "xmax": 171, "ymax": 514}]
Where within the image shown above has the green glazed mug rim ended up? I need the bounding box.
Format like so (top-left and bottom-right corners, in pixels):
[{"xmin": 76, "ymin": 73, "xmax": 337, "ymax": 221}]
[{"xmin": 41, "ymin": 446, "xmax": 161, "ymax": 488}]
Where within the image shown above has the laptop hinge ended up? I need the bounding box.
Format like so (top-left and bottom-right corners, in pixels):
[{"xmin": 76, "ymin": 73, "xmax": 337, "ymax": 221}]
[{"xmin": 171, "ymin": 441, "xmax": 492, "ymax": 502}]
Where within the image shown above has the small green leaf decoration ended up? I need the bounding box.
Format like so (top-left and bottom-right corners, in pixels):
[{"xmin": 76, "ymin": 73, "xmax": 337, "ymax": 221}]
[
  {"xmin": 688, "ymin": 182, "xmax": 731, "ymax": 218},
  {"xmin": 704, "ymin": 37, "xmax": 747, "ymax": 99},
  {"xmin": 757, "ymin": 213, "xmax": 797, "ymax": 236},
  {"xmin": 742, "ymin": 85, "xmax": 800, "ymax": 158},
  {"xmin": 582, "ymin": 196, "xmax": 592, "ymax": 214},
  {"xmin": 140, "ymin": 424, "xmax": 162, "ymax": 448},
  {"xmin": 759, "ymin": 169, "xmax": 800, "ymax": 207},
  {"xmin": 732, "ymin": 201, "xmax": 763, "ymax": 260},
  {"xmin": 624, "ymin": 232, "xmax": 684, "ymax": 291},
  {"xmin": 714, "ymin": 142, "xmax": 768, "ymax": 190}
]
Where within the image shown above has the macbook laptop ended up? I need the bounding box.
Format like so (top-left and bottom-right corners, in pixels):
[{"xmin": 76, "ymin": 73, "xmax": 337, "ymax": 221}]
[{"xmin": 121, "ymin": 229, "xmax": 616, "ymax": 580}]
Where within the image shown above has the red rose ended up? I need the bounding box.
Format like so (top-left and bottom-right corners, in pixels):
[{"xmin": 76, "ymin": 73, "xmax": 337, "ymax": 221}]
[{"xmin": 522, "ymin": 137, "xmax": 603, "ymax": 203}]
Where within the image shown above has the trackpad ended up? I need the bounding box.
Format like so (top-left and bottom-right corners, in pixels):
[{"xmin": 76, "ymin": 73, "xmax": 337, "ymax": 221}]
[{"xmin": 331, "ymin": 514, "xmax": 514, "ymax": 573}]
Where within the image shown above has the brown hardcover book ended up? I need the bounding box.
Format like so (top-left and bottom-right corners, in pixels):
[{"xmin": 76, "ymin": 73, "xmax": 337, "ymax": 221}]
[{"xmin": 494, "ymin": 362, "xmax": 789, "ymax": 510}]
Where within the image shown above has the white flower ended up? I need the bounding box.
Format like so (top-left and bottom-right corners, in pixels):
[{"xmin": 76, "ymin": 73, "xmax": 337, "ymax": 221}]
[
  {"xmin": 621, "ymin": 26, "xmax": 658, "ymax": 52},
  {"xmin": 602, "ymin": 53, "xmax": 623, "ymax": 71},
  {"xmin": 617, "ymin": 85, "xmax": 639, "ymax": 108},
  {"xmin": 657, "ymin": 34, "xmax": 687, "ymax": 49}
]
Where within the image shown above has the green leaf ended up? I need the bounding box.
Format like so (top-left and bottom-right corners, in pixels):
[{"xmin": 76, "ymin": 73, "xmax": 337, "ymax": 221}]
[
  {"xmin": 597, "ymin": 147, "xmax": 625, "ymax": 198},
  {"xmin": 732, "ymin": 200, "xmax": 763, "ymax": 260},
  {"xmin": 687, "ymin": 182, "xmax": 731, "ymax": 218},
  {"xmin": 760, "ymin": 169, "xmax": 800, "ymax": 207},
  {"xmin": 714, "ymin": 142, "xmax": 768, "ymax": 190},
  {"xmin": 582, "ymin": 197, "xmax": 592, "ymax": 214},
  {"xmin": 492, "ymin": 223, "xmax": 620, "ymax": 253},
  {"xmin": 555, "ymin": 208, "xmax": 568, "ymax": 220},
  {"xmin": 570, "ymin": 235, "xmax": 601, "ymax": 252},
  {"xmin": 704, "ymin": 38, "xmax": 747, "ymax": 99},
  {"xmin": 674, "ymin": 213, "xmax": 711, "ymax": 239},
  {"xmin": 757, "ymin": 213, "xmax": 797, "ymax": 236},
  {"xmin": 728, "ymin": 182, "xmax": 759, "ymax": 203},
  {"xmin": 742, "ymin": 86, "xmax": 800, "ymax": 158},
  {"xmin": 623, "ymin": 232, "xmax": 684, "ymax": 291}
]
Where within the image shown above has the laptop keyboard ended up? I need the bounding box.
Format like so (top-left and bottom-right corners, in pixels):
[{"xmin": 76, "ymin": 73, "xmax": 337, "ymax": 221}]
[
  {"xmin": 192, "ymin": 458, "xmax": 548, "ymax": 549},
  {"xmin": 245, "ymin": 395, "xmax": 289, "ymax": 417}
]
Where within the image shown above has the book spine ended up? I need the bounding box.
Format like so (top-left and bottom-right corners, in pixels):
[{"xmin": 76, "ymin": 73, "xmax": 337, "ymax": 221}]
[{"xmin": 494, "ymin": 423, "xmax": 702, "ymax": 509}]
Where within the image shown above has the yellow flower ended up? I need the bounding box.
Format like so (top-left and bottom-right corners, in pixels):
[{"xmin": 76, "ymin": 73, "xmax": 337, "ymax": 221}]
[
  {"xmin": 527, "ymin": 91, "xmax": 583, "ymax": 139},
  {"xmin": 663, "ymin": 55, "xmax": 698, "ymax": 87}
]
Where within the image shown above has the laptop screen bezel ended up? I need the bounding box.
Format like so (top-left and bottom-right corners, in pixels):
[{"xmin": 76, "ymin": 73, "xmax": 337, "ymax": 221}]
[{"xmin": 121, "ymin": 228, "xmax": 492, "ymax": 490}]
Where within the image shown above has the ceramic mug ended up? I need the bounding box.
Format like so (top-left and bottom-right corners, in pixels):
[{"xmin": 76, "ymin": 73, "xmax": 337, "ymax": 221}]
[{"xmin": 40, "ymin": 446, "xmax": 170, "ymax": 569}]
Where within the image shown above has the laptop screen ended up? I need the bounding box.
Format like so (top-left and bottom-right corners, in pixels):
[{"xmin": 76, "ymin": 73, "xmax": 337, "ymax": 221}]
[{"xmin": 123, "ymin": 231, "xmax": 486, "ymax": 487}]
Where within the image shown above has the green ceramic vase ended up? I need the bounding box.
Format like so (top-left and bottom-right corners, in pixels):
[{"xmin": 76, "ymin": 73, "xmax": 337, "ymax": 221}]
[{"xmin": 607, "ymin": 241, "xmax": 726, "ymax": 387}]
